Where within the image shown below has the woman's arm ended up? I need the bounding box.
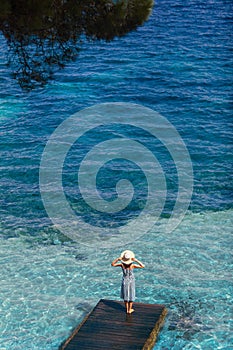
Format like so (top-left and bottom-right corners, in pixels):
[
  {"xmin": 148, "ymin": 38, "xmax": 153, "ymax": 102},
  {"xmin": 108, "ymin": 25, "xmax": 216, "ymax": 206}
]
[
  {"xmin": 111, "ymin": 257, "xmax": 122, "ymax": 267},
  {"xmin": 132, "ymin": 257, "xmax": 145, "ymax": 268}
]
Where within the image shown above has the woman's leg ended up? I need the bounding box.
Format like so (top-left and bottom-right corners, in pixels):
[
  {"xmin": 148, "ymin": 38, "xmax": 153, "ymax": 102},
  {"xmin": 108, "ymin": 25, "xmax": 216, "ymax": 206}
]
[
  {"xmin": 129, "ymin": 301, "xmax": 134, "ymax": 313},
  {"xmin": 124, "ymin": 301, "xmax": 128, "ymax": 313}
]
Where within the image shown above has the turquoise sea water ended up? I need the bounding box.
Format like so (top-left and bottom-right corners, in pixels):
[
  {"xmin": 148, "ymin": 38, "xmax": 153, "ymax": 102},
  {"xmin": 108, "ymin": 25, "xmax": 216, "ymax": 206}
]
[{"xmin": 0, "ymin": 0, "xmax": 232, "ymax": 349}]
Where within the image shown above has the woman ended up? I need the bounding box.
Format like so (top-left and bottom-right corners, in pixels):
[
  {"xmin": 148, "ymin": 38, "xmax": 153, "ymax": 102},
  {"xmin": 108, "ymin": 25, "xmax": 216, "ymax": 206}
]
[{"xmin": 111, "ymin": 250, "xmax": 145, "ymax": 314}]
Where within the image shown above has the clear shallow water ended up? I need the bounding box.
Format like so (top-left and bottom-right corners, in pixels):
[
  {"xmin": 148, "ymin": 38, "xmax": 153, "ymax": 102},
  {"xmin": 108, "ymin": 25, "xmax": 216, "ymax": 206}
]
[
  {"xmin": 0, "ymin": 0, "xmax": 232, "ymax": 349},
  {"xmin": 0, "ymin": 210, "xmax": 232, "ymax": 349}
]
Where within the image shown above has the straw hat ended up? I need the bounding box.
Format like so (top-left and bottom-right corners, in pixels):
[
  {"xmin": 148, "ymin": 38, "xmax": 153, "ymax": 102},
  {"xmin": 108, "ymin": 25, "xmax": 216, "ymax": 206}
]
[{"xmin": 120, "ymin": 250, "xmax": 135, "ymax": 265}]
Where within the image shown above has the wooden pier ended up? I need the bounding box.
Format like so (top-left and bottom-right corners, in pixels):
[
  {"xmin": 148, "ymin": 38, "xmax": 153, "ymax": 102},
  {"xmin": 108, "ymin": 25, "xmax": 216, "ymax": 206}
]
[{"xmin": 60, "ymin": 299, "xmax": 167, "ymax": 350}]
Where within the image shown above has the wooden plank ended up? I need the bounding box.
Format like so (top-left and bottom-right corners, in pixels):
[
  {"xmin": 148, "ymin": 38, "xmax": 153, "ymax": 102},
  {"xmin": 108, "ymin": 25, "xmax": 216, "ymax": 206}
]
[{"xmin": 60, "ymin": 299, "xmax": 167, "ymax": 350}]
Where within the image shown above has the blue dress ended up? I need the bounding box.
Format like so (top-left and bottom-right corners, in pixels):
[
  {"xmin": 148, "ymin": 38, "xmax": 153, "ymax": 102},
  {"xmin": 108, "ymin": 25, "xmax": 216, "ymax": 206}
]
[{"xmin": 120, "ymin": 266, "xmax": 135, "ymax": 301}]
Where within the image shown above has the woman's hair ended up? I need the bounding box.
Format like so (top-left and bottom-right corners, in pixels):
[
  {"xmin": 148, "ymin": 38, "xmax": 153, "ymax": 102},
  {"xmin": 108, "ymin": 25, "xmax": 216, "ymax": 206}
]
[{"xmin": 122, "ymin": 262, "xmax": 132, "ymax": 268}]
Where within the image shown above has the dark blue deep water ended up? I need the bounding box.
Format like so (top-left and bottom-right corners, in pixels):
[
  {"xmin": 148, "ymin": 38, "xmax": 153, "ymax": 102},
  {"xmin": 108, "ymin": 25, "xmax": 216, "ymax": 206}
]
[{"xmin": 0, "ymin": 1, "xmax": 232, "ymax": 349}]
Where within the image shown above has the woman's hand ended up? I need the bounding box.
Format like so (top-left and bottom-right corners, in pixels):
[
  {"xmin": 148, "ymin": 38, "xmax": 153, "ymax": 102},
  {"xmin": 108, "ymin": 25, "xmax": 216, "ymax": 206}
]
[
  {"xmin": 132, "ymin": 257, "xmax": 145, "ymax": 268},
  {"xmin": 111, "ymin": 257, "xmax": 122, "ymax": 266}
]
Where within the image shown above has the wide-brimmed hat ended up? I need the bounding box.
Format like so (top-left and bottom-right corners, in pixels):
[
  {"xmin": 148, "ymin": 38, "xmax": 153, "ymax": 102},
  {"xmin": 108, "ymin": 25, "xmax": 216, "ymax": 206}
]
[{"xmin": 120, "ymin": 250, "xmax": 135, "ymax": 265}]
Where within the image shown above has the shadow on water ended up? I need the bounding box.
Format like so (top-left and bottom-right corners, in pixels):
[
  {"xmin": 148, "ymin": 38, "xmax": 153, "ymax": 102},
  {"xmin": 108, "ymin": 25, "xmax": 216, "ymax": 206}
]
[
  {"xmin": 0, "ymin": 0, "xmax": 154, "ymax": 89},
  {"xmin": 168, "ymin": 297, "xmax": 212, "ymax": 341}
]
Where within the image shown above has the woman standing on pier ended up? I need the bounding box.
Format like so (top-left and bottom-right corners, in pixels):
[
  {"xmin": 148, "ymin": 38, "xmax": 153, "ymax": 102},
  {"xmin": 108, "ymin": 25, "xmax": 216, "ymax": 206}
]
[{"xmin": 111, "ymin": 250, "xmax": 145, "ymax": 314}]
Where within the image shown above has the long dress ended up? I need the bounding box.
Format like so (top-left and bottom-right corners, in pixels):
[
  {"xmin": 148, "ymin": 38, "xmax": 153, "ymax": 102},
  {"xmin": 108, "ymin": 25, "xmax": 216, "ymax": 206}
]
[{"xmin": 120, "ymin": 266, "xmax": 135, "ymax": 302}]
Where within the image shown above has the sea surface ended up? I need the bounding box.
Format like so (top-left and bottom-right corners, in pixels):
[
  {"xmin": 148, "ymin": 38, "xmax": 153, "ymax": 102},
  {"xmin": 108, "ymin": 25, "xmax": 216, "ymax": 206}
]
[{"xmin": 0, "ymin": 0, "xmax": 232, "ymax": 349}]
